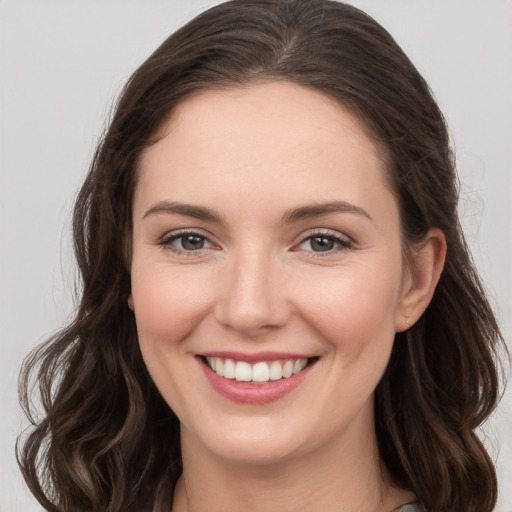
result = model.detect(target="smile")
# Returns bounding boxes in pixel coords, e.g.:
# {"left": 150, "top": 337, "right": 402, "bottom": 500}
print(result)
{"left": 205, "top": 357, "right": 309, "bottom": 383}
{"left": 198, "top": 353, "right": 318, "bottom": 404}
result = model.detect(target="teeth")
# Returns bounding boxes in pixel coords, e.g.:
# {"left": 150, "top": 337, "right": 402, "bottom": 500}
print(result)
{"left": 234, "top": 361, "right": 252, "bottom": 382}
{"left": 207, "top": 357, "right": 309, "bottom": 383}
{"left": 223, "top": 358, "right": 236, "bottom": 379}
{"left": 282, "top": 360, "right": 294, "bottom": 378}
{"left": 215, "top": 358, "right": 224, "bottom": 377}
{"left": 206, "top": 357, "right": 216, "bottom": 372}
{"left": 269, "top": 361, "right": 282, "bottom": 381}
{"left": 293, "top": 359, "right": 307, "bottom": 375}
{"left": 252, "top": 361, "right": 270, "bottom": 382}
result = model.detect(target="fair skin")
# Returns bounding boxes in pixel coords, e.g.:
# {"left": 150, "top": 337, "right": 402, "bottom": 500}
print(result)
{"left": 129, "top": 82, "right": 446, "bottom": 512}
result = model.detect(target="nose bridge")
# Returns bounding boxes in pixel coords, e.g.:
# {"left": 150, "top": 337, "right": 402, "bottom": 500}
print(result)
{"left": 215, "top": 242, "right": 289, "bottom": 335}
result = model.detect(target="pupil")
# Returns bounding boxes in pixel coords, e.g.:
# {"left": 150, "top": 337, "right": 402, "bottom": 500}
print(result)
{"left": 311, "top": 236, "right": 334, "bottom": 252}
{"left": 182, "top": 235, "right": 204, "bottom": 250}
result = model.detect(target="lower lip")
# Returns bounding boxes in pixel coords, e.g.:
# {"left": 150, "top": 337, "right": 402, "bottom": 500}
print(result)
{"left": 199, "top": 359, "right": 315, "bottom": 404}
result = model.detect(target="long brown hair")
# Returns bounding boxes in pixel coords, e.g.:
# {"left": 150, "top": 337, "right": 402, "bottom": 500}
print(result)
{"left": 18, "top": 1, "right": 505, "bottom": 511}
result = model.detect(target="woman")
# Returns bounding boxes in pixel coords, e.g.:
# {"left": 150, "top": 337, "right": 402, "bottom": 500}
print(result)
{"left": 18, "top": 1, "right": 504, "bottom": 511}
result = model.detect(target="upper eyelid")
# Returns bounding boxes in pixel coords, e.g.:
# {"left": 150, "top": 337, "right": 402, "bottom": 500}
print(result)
{"left": 296, "top": 228, "right": 353, "bottom": 243}
{"left": 159, "top": 228, "right": 215, "bottom": 243}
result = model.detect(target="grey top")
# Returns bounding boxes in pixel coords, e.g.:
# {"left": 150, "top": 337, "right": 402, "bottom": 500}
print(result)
{"left": 392, "top": 503, "right": 422, "bottom": 512}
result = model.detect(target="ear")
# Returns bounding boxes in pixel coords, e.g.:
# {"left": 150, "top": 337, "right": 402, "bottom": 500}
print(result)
{"left": 395, "top": 228, "right": 447, "bottom": 332}
{"left": 128, "top": 293, "right": 134, "bottom": 311}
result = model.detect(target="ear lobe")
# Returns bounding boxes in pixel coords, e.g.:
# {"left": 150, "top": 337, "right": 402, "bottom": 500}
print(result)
{"left": 128, "top": 293, "right": 134, "bottom": 311}
{"left": 395, "top": 227, "right": 447, "bottom": 332}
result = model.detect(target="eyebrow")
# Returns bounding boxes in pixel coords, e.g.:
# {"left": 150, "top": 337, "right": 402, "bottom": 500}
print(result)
{"left": 282, "top": 201, "right": 371, "bottom": 223}
{"left": 143, "top": 201, "right": 224, "bottom": 223}
{"left": 142, "top": 200, "right": 371, "bottom": 224}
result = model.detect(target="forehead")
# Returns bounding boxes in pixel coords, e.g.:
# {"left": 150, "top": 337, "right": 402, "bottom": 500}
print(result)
{"left": 135, "top": 82, "right": 395, "bottom": 221}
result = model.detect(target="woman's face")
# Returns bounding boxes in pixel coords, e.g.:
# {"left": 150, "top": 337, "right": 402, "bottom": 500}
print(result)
{"left": 130, "top": 82, "right": 414, "bottom": 464}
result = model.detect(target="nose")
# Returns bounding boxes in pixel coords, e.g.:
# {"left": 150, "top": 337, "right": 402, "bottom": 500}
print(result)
{"left": 214, "top": 248, "right": 291, "bottom": 336}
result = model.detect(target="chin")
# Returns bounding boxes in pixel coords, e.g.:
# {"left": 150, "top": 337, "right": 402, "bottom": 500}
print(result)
{"left": 183, "top": 415, "right": 313, "bottom": 466}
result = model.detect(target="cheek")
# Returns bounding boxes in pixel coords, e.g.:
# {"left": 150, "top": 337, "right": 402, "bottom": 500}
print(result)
{"left": 130, "top": 263, "right": 214, "bottom": 347}
{"left": 130, "top": 263, "right": 216, "bottom": 419}
{"left": 293, "top": 261, "right": 402, "bottom": 353}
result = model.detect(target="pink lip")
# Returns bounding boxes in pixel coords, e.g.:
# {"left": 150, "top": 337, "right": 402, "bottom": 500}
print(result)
{"left": 199, "top": 351, "right": 314, "bottom": 364}
{"left": 198, "top": 356, "right": 316, "bottom": 405}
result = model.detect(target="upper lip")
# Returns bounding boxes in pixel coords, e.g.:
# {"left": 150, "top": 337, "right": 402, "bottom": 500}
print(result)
{"left": 197, "top": 351, "right": 315, "bottom": 363}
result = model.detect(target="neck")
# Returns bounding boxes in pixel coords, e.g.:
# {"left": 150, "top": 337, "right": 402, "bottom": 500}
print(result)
{"left": 172, "top": 417, "right": 414, "bottom": 512}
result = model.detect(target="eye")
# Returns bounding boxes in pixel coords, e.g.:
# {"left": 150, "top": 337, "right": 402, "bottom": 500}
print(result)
{"left": 159, "top": 231, "right": 215, "bottom": 253}
{"left": 296, "top": 231, "right": 352, "bottom": 254}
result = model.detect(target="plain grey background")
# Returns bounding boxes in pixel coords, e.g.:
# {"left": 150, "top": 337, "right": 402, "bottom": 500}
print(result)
{"left": 1, "top": 1, "right": 511, "bottom": 510}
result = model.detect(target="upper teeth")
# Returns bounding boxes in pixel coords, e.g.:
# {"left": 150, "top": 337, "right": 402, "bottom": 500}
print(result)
{"left": 206, "top": 357, "right": 308, "bottom": 383}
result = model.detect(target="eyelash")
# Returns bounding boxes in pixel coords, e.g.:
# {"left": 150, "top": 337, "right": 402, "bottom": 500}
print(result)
{"left": 158, "top": 230, "right": 216, "bottom": 255}
{"left": 157, "top": 229, "right": 353, "bottom": 256}
{"left": 294, "top": 230, "right": 353, "bottom": 257}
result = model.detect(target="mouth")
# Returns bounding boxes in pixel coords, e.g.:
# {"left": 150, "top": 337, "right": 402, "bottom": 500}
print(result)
{"left": 200, "top": 355, "right": 316, "bottom": 384}
{"left": 197, "top": 353, "right": 318, "bottom": 403}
